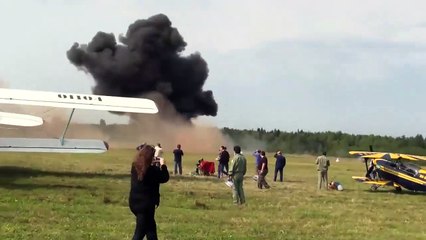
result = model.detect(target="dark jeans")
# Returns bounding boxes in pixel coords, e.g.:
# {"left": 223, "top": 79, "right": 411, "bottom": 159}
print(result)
{"left": 274, "top": 167, "right": 284, "bottom": 182}
{"left": 218, "top": 162, "right": 228, "bottom": 178}
{"left": 132, "top": 207, "right": 157, "bottom": 240}
{"left": 174, "top": 160, "right": 182, "bottom": 175}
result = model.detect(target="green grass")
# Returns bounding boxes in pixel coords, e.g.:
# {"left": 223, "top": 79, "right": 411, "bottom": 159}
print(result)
{"left": 1, "top": 150, "right": 425, "bottom": 239}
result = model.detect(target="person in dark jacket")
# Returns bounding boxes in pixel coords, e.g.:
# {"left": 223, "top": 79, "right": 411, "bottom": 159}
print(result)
{"left": 129, "top": 144, "right": 169, "bottom": 240}
{"left": 173, "top": 144, "right": 184, "bottom": 175}
{"left": 257, "top": 151, "right": 270, "bottom": 189}
{"left": 217, "top": 146, "right": 230, "bottom": 178}
{"left": 273, "top": 151, "right": 286, "bottom": 182}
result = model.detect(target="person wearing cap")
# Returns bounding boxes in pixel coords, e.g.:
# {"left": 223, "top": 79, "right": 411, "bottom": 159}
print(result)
{"left": 316, "top": 151, "right": 330, "bottom": 190}
{"left": 273, "top": 150, "right": 286, "bottom": 182}
{"left": 228, "top": 145, "right": 247, "bottom": 205}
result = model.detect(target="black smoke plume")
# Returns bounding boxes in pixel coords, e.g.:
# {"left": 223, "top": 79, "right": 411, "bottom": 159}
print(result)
{"left": 66, "top": 14, "right": 217, "bottom": 119}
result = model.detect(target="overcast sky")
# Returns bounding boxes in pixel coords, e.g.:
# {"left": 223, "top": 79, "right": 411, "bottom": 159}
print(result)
{"left": 1, "top": 0, "right": 426, "bottom": 137}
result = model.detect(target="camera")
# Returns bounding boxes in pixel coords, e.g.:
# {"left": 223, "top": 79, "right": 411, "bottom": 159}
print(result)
{"left": 152, "top": 157, "right": 162, "bottom": 167}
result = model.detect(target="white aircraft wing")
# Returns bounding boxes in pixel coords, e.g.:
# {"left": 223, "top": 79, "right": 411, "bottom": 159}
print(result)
{"left": 0, "top": 138, "right": 108, "bottom": 153}
{"left": 0, "top": 88, "right": 157, "bottom": 153}
{"left": 0, "top": 111, "right": 43, "bottom": 127}
{"left": 0, "top": 88, "right": 158, "bottom": 114}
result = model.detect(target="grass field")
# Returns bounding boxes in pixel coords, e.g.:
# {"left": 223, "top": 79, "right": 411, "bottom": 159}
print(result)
{"left": 1, "top": 150, "right": 425, "bottom": 240}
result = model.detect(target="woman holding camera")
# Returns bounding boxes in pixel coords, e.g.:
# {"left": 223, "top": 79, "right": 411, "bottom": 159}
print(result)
{"left": 129, "top": 145, "right": 170, "bottom": 240}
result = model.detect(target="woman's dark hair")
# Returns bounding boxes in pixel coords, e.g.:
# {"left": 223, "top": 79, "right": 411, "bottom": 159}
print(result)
{"left": 133, "top": 145, "right": 155, "bottom": 181}
{"left": 261, "top": 151, "right": 266, "bottom": 156}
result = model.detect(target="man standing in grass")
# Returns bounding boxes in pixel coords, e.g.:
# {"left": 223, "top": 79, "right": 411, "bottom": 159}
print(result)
{"left": 257, "top": 151, "right": 270, "bottom": 189}
{"left": 173, "top": 144, "right": 184, "bottom": 175}
{"left": 252, "top": 149, "right": 261, "bottom": 176}
{"left": 316, "top": 151, "right": 330, "bottom": 190}
{"left": 228, "top": 145, "right": 247, "bottom": 205}
{"left": 273, "top": 151, "right": 286, "bottom": 182}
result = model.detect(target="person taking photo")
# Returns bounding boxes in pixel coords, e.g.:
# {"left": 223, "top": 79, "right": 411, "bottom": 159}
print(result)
{"left": 129, "top": 144, "right": 170, "bottom": 240}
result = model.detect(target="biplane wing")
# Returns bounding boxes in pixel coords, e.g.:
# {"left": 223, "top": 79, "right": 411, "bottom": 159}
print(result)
{"left": 0, "top": 88, "right": 158, "bottom": 114}
{"left": 351, "top": 176, "right": 393, "bottom": 186}
{"left": 0, "top": 88, "right": 158, "bottom": 153}
{"left": 397, "top": 154, "right": 426, "bottom": 161}
{"left": 0, "top": 138, "right": 108, "bottom": 153}
{"left": 349, "top": 151, "right": 426, "bottom": 162}
{"left": 0, "top": 111, "right": 43, "bottom": 127}
{"left": 349, "top": 151, "right": 381, "bottom": 156}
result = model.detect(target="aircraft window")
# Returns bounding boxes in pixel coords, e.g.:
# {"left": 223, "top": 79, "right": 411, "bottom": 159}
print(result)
{"left": 88, "top": 96, "right": 92, "bottom": 100}
{"left": 63, "top": 95, "right": 67, "bottom": 99}
{"left": 406, "top": 169, "right": 417, "bottom": 176}
{"left": 405, "top": 163, "right": 420, "bottom": 171}
{"left": 403, "top": 164, "right": 419, "bottom": 177}
{"left": 70, "top": 95, "right": 74, "bottom": 99}
{"left": 58, "top": 94, "right": 62, "bottom": 98}
{"left": 83, "top": 96, "right": 87, "bottom": 100}
{"left": 98, "top": 97, "right": 102, "bottom": 101}
{"left": 77, "top": 96, "right": 81, "bottom": 100}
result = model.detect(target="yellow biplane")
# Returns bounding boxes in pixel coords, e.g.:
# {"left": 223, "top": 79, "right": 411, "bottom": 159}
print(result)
{"left": 350, "top": 151, "right": 426, "bottom": 192}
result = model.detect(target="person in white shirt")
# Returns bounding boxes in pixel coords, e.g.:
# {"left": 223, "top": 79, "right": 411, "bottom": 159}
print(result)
{"left": 154, "top": 143, "right": 163, "bottom": 159}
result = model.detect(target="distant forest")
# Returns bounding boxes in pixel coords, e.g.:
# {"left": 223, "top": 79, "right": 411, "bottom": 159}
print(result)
{"left": 222, "top": 127, "right": 426, "bottom": 157}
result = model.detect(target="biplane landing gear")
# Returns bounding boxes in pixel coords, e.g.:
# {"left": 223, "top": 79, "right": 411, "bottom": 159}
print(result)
{"left": 394, "top": 186, "right": 402, "bottom": 193}
{"left": 370, "top": 185, "right": 379, "bottom": 191}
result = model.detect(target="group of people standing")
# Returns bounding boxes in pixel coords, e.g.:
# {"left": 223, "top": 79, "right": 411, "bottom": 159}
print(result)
{"left": 153, "top": 143, "right": 185, "bottom": 175}
{"left": 252, "top": 149, "right": 287, "bottom": 189}
{"left": 128, "top": 143, "right": 331, "bottom": 239}
{"left": 214, "top": 145, "right": 247, "bottom": 205}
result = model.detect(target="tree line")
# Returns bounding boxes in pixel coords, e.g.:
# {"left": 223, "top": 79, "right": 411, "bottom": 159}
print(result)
{"left": 222, "top": 127, "right": 426, "bottom": 157}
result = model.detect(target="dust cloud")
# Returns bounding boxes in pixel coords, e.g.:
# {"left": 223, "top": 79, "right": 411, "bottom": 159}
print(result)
{"left": 0, "top": 101, "right": 232, "bottom": 154}
{"left": 104, "top": 93, "right": 232, "bottom": 153}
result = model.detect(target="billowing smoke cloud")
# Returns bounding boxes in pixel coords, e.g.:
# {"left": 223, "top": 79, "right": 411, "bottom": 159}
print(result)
{"left": 66, "top": 13, "right": 217, "bottom": 119}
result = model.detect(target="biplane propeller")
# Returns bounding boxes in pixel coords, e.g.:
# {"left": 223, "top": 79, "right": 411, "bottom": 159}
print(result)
{"left": 350, "top": 150, "right": 426, "bottom": 192}
{"left": 0, "top": 88, "right": 158, "bottom": 153}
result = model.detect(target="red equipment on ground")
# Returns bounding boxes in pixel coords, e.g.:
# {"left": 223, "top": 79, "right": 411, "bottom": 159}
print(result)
{"left": 197, "top": 159, "right": 215, "bottom": 176}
